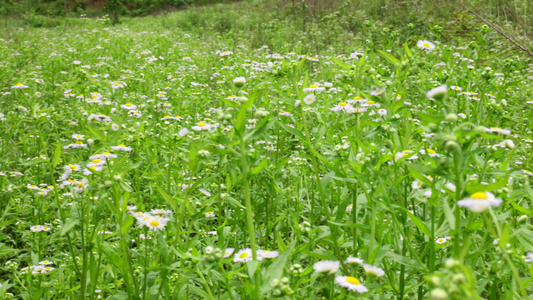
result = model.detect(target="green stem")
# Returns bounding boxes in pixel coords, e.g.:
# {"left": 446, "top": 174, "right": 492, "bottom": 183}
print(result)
{"left": 300, "top": 108, "right": 329, "bottom": 220}
{"left": 487, "top": 209, "right": 527, "bottom": 298}
{"left": 240, "top": 139, "right": 260, "bottom": 299}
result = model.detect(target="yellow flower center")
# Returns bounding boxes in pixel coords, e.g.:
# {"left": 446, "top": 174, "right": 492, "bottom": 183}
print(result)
{"left": 366, "top": 101, "right": 375, "bottom": 104}
{"left": 75, "top": 141, "right": 84, "bottom": 144}
{"left": 89, "top": 166, "right": 96, "bottom": 170}
{"left": 339, "top": 102, "right": 348, "bottom": 107}
{"left": 69, "top": 165, "right": 77, "bottom": 170}
{"left": 118, "top": 144, "right": 126, "bottom": 147}
{"left": 310, "top": 85, "right": 318, "bottom": 88}
{"left": 92, "top": 159, "right": 102, "bottom": 164}
{"left": 76, "top": 135, "right": 82, "bottom": 139}
{"left": 427, "top": 149, "right": 436, "bottom": 154}
{"left": 197, "top": 122, "right": 207, "bottom": 127}
{"left": 125, "top": 103, "right": 132, "bottom": 106}
{"left": 103, "top": 152, "right": 111, "bottom": 155}
{"left": 239, "top": 252, "right": 249, "bottom": 259}
{"left": 471, "top": 192, "right": 488, "bottom": 200}
{"left": 423, "top": 43, "right": 430, "bottom": 48}
{"left": 164, "top": 115, "right": 170, "bottom": 118}
{"left": 438, "top": 238, "right": 446, "bottom": 243}
{"left": 150, "top": 220, "right": 160, "bottom": 227}
{"left": 353, "top": 96, "right": 362, "bottom": 100}
{"left": 346, "top": 277, "right": 360, "bottom": 285}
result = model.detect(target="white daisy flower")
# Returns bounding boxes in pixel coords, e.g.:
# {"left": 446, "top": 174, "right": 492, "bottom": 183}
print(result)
{"left": 484, "top": 127, "right": 511, "bottom": 135}
{"left": 363, "top": 264, "right": 385, "bottom": 277}
{"left": 65, "top": 164, "right": 81, "bottom": 171}
{"left": 111, "top": 144, "right": 132, "bottom": 151}
{"left": 371, "top": 88, "right": 385, "bottom": 96}
{"left": 121, "top": 103, "right": 137, "bottom": 110}
{"left": 330, "top": 102, "right": 354, "bottom": 113}
{"left": 345, "top": 256, "right": 364, "bottom": 265}
{"left": 303, "top": 84, "right": 325, "bottom": 92}
{"left": 258, "top": 250, "right": 279, "bottom": 259}
{"left": 417, "top": 40, "right": 436, "bottom": 51}
{"left": 436, "top": 237, "right": 448, "bottom": 244}
{"left": 90, "top": 152, "right": 117, "bottom": 160}
{"left": 234, "top": 248, "right": 261, "bottom": 262}
{"left": 303, "top": 94, "right": 316, "bottom": 105}
{"left": 223, "top": 248, "right": 235, "bottom": 258}
{"left": 335, "top": 276, "right": 368, "bottom": 293}
{"left": 457, "top": 192, "right": 502, "bottom": 213}
{"left": 313, "top": 260, "right": 340, "bottom": 274}
{"left": 191, "top": 122, "right": 212, "bottom": 131}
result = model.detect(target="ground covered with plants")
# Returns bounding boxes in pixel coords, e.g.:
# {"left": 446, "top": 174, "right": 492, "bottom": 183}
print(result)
{"left": 1, "top": 1, "right": 533, "bottom": 299}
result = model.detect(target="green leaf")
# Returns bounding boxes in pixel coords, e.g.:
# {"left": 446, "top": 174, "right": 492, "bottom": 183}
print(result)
{"left": 331, "top": 56, "right": 354, "bottom": 70}
{"left": 119, "top": 181, "right": 133, "bottom": 192}
{"left": 52, "top": 143, "right": 62, "bottom": 168}
{"left": 107, "top": 292, "right": 130, "bottom": 300}
{"left": 417, "top": 113, "right": 445, "bottom": 124}
{"left": 407, "top": 212, "right": 430, "bottom": 236}
{"left": 61, "top": 218, "right": 79, "bottom": 236}
{"left": 249, "top": 158, "right": 268, "bottom": 176}
{"left": 235, "top": 93, "right": 257, "bottom": 136}
{"left": 189, "top": 143, "right": 197, "bottom": 172}
{"left": 86, "top": 125, "right": 106, "bottom": 141}
{"left": 515, "top": 229, "right": 533, "bottom": 251}
{"left": 189, "top": 284, "right": 212, "bottom": 299}
{"left": 244, "top": 115, "right": 272, "bottom": 141}
{"left": 465, "top": 179, "right": 507, "bottom": 194}
{"left": 443, "top": 199, "right": 455, "bottom": 230}
{"left": 510, "top": 202, "right": 531, "bottom": 216}
{"left": 392, "top": 99, "right": 404, "bottom": 113}
{"left": 377, "top": 50, "right": 401, "bottom": 68}
{"left": 277, "top": 121, "right": 305, "bottom": 141}
{"left": 156, "top": 186, "right": 180, "bottom": 211}
{"left": 261, "top": 249, "right": 291, "bottom": 295}
{"left": 386, "top": 251, "right": 425, "bottom": 271}
{"left": 120, "top": 215, "right": 134, "bottom": 236}
{"left": 404, "top": 42, "right": 412, "bottom": 59}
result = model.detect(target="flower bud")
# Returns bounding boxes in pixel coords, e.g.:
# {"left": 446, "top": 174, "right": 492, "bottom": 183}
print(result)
{"left": 445, "top": 141, "right": 459, "bottom": 152}
{"left": 430, "top": 288, "right": 448, "bottom": 300}
{"left": 426, "top": 85, "right": 447, "bottom": 101}
{"left": 445, "top": 113, "right": 457, "bottom": 122}
{"left": 233, "top": 77, "right": 246, "bottom": 88}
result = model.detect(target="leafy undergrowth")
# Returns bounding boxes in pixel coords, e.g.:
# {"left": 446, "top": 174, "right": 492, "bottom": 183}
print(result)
{"left": 0, "top": 2, "right": 533, "bottom": 299}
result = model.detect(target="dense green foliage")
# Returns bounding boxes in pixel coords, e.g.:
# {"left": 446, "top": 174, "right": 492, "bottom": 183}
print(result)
{"left": 0, "top": 1, "right": 533, "bottom": 299}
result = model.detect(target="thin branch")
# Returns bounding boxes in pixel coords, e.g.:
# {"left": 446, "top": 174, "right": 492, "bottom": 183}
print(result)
{"left": 454, "top": 0, "right": 533, "bottom": 57}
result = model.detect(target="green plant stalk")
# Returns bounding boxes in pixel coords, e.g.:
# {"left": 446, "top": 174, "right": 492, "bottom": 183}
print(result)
{"left": 239, "top": 138, "right": 261, "bottom": 299}
{"left": 113, "top": 186, "right": 138, "bottom": 298}
{"left": 300, "top": 108, "right": 330, "bottom": 220}
{"left": 352, "top": 184, "right": 358, "bottom": 252}
{"left": 37, "top": 124, "right": 81, "bottom": 276}
{"left": 217, "top": 262, "right": 235, "bottom": 300}
{"left": 79, "top": 197, "right": 88, "bottom": 299}
{"left": 429, "top": 203, "right": 435, "bottom": 273}
{"left": 196, "top": 265, "right": 215, "bottom": 300}
{"left": 486, "top": 209, "right": 527, "bottom": 298}
{"left": 453, "top": 151, "right": 463, "bottom": 258}
{"left": 142, "top": 228, "right": 149, "bottom": 300}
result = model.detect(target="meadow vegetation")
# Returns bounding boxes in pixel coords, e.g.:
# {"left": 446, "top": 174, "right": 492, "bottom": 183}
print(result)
{"left": 1, "top": 0, "right": 533, "bottom": 299}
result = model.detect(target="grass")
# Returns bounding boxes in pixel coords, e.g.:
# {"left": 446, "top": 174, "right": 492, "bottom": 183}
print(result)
{"left": 0, "top": 1, "right": 533, "bottom": 299}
